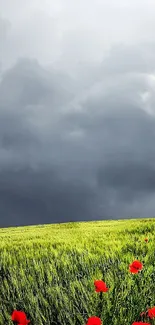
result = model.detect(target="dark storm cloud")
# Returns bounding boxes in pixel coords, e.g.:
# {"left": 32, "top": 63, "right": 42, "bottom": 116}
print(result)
{"left": 0, "top": 167, "right": 96, "bottom": 227}
{"left": 98, "top": 162, "right": 155, "bottom": 200}
{"left": 0, "top": 58, "right": 99, "bottom": 226}
{"left": 1, "top": 41, "right": 155, "bottom": 225}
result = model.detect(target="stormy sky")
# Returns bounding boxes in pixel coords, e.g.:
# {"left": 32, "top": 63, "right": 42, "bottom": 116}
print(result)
{"left": 1, "top": 0, "right": 155, "bottom": 227}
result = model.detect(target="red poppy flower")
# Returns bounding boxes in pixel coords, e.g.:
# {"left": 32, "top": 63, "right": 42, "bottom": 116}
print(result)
{"left": 132, "top": 322, "right": 150, "bottom": 325}
{"left": 86, "top": 316, "right": 102, "bottom": 325}
{"left": 11, "top": 310, "right": 30, "bottom": 324}
{"left": 94, "top": 280, "right": 109, "bottom": 292}
{"left": 129, "top": 260, "right": 143, "bottom": 274}
{"left": 144, "top": 238, "right": 148, "bottom": 243}
{"left": 148, "top": 307, "right": 155, "bottom": 319}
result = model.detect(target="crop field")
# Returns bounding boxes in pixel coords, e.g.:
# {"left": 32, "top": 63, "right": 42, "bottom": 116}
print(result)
{"left": 1, "top": 218, "right": 155, "bottom": 325}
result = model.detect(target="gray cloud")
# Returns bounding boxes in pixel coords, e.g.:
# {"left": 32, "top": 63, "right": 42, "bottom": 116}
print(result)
{"left": 1, "top": 1, "right": 155, "bottom": 226}
{"left": 0, "top": 167, "right": 97, "bottom": 227}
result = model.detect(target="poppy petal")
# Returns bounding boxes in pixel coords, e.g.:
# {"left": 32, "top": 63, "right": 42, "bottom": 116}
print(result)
{"left": 86, "top": 316, "right": 102, "bottom": 325}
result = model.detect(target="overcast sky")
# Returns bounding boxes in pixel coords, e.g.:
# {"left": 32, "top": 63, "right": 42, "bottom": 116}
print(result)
{"left": 1, "top": 0, "right": 155, "bottom": 227}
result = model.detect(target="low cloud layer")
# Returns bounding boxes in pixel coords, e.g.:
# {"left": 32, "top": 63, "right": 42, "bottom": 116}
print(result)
{"left": 1, "top": 1, "right": 155, "bottom": 226}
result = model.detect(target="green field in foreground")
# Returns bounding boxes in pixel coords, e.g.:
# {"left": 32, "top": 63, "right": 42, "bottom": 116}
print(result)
{"left": 1, "top": 218, "right": 155, "bottom": 325}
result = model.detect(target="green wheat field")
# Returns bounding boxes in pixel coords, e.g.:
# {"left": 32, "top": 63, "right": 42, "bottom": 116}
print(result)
{"left": 1, "top": 218, "right": 155, "bottom": 325}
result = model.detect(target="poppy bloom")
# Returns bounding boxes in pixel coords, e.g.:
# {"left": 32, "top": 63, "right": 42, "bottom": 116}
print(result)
{"left": 132, "top": 322, "right": 150, "bottom": 325}
{"left": 11, "top": 310, "right": 30, "bottom": 324}
{"left": 144, "top": 238, "right": 148, "bottom": 243}
{"left": 129, "top": 260, "right": 143, "bottom": 274}
{"left": 86, "top": 316, "right": 102, "bottom": 325}
{"left": 148, "top": 307, "right": 155, "bottom": 319}
{"left": 94, "top": 280, "right": 109, "bottom": 292}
